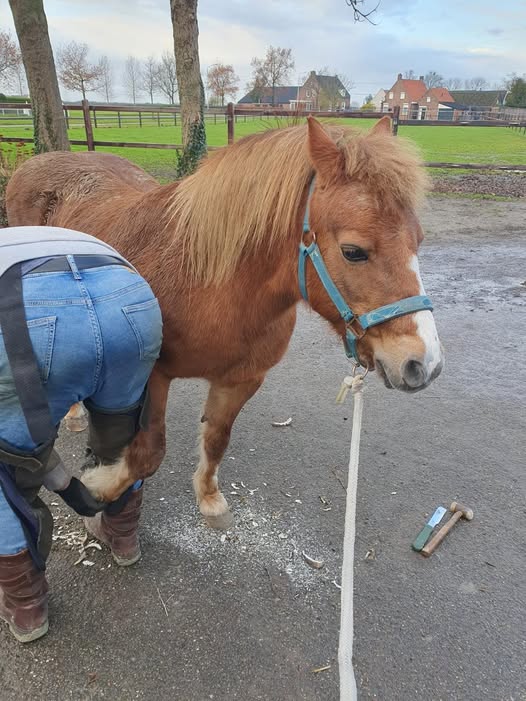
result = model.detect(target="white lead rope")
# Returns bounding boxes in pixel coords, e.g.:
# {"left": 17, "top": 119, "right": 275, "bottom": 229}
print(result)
{"left": 336, "top": 373, "right": 365, "bottom": 701}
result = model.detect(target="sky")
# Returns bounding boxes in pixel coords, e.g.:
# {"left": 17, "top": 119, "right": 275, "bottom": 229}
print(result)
{"left": 1, "top": 0, "right": 525, "bottom": 103}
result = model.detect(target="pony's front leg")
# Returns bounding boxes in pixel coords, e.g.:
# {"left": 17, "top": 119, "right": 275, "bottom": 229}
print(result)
{"left": 194, "top": 376, "right": 264, "bottom": 529}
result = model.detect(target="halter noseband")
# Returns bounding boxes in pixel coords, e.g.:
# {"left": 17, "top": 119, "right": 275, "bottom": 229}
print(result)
{"left": 298, "top": 179, "right": 433, "bottom": 364}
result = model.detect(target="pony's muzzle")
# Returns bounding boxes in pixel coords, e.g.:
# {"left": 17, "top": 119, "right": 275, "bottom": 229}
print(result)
{"left": 401, "top": 358, "right": 427, "bottom": 388}
{"left": 401, "top": 354, "right": 443, "bottom": 391}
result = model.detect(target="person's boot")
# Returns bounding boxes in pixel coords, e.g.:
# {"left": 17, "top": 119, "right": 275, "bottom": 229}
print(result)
{"left": 84, "top": 487, "right": 143, "bottom": 566}
{"left": 0, "top": 550, "right": 49, "bottom": 643}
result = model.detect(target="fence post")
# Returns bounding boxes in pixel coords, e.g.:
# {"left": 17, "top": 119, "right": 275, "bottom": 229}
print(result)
{"left": 392, "top": 106, "right": 400, "bottom": 136}
{"left": 174, "top": 111, "right": 177, "bottom": 126}
{"left": 64, "top": 106, "right": 69, "bottom": 130}
{"left": 157, "top": 112, "right": 160, "bottom": 127}
{"left": 82, "top": 99, "right": 95, "bottom": 151}
{"left": 139, "top": 110, "right": 142, "bottom": 127}
{"left": 93, "top": 109, "right": 97, "bottom": 128}
{"left": 118, "top": 111, "right": 121, "bottom": 128}
{"left": 227, "top": 102, "right": 234, "bottom": 145}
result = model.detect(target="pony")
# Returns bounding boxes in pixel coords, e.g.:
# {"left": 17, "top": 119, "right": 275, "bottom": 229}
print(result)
{"left": 6, "top": 117, "right": 443, "bottom": 528}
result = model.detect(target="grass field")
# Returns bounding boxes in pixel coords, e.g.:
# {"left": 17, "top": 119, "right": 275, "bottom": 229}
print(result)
{"left": 1, "top": 114, "right": 525, "bottom": 178}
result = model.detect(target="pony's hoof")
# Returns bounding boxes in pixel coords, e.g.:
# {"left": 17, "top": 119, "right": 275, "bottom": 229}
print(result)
{"left": 204, "top": 510, "right": 234, "bottom": 530}
{"left": 199, "top": 492, "right": 233, "bottom": 529}
{"left": 64, "top": 415, "right": 88, "bottom": 432}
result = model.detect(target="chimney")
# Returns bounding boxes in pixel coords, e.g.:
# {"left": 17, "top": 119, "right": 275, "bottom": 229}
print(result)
{"left": 419, "top": 75, "right": 424, "bottom": 81}
{"left": 310, "top": 70, "right": 316, "bottom": 77}
{"left": 397, "top": 73, "right": 402, "bottom": 80}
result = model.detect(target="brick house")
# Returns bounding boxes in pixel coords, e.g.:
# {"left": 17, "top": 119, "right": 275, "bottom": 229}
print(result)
{"left": 418, "top": 87, "right": 454, "bottom": 120}
{"left": 382, "top": 73, "right": 427, "bottom": 118}
{"left": 238, "top": 71, "right": 350, "bottom": 111}
{"left": 294, "top": 71, "right": 351, "bottom": 111}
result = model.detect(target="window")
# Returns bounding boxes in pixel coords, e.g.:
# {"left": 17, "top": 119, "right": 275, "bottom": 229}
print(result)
{"left": 400, "top": 91, "right": 405, "bottom": 99}
{"left": 389, "top": 91, "right": 394, "bottom": 99}
{"left": 306, "top": 90, "right": 311, "bottom": 98}
{"left": 402, "top": 103, "right": 409, "bottom": 115}
{"left": 427, "top": 96, "right": 431, "bottom": 103}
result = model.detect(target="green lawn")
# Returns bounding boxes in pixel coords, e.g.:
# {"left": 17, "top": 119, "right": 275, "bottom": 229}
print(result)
{"left": 1, "top": 115, "right": 525, "bottom": 177}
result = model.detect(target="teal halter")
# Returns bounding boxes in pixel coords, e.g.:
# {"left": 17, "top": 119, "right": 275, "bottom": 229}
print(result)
{"left": 298, "top": 180, "right": 434, "bottom": 364}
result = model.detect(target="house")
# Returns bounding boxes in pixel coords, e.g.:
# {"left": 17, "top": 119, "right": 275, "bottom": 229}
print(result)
{"left": 237, "top": 85, "right": 300, "bottom": 109}
{"left": 418, "top": 87, "right": 454, "bottom": 120}
{"left": 382, "top": 73, "right": 427, "bottom": 117}
{"left": 371, "top": 89, "right": 386, "bottom": 112}
{"left": 449, "top": 90, "right": 507, "bottom": 109}
{"left": 237, "top": 71, "right": 351, "bottom": 111}
{"left": 295, "top": 71, "right": 351, "bottom": 111}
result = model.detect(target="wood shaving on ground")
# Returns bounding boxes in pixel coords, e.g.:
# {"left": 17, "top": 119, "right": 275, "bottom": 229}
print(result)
{"left": 271, "top": 417, "right": 292, "bottom": 427}
{"left": 302, "top": 551, "right": 324, "bottom": 569}
{"left": 312, "top": 665, "right": 331, "bottom": 674}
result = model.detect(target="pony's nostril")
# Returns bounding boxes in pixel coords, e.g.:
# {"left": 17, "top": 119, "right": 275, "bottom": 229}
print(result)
{"left": 401, "top": 358, "right": 426, "bottom": 388}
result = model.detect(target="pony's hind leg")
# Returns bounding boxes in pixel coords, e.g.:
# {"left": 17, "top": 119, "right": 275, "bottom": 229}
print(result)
{"left": 81, "top": 368, "right": 171, "bottom": 503}
{"left": 194, "top": 376, "right": 264, "bottom": 529}
{"left": 64, "top": 402, "right": 88, "bottom": 432}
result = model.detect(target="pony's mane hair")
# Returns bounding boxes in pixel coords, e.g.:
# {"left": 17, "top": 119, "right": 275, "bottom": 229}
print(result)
{"left": 168, "top": 122, "right": 429, "bottom": 285}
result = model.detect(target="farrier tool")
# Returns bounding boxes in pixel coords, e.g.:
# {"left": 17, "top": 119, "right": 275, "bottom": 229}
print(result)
{"left": 421, "top": 501, "right": 474, "bottom": 557}
{"left": 412, "top": 506, "right": 447, "bottom": 552}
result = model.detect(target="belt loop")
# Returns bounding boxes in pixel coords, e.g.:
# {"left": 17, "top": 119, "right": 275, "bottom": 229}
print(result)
{"left": 66, "top": 255, "right": 82, "bottom": 280}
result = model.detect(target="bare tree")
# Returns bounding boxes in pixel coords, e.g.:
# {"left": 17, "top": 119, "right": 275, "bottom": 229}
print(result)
{"left": 424, "top": 71, "right": 444, "bottom": 88}
{"left": 97, "top": 55, "right": 113, "bottom": 103}
{"left": 58, "top": 41, "right": 103, "bottom": 101}
{"left": 8, "top": 0, "right": 69, "bottom": 152}
{"left": 250, "top": 46, "right": 295, "bottom": 105}
{"left": 446, "top": 77, "right": 464, "bottom": 90}
{"left": 0, "top": 30, "right": 19, "bottom": 89}
{"left": 345, "top": 0, "right": 379, "bottom": 22}
{"left": 206, "top": 63, "right": 239, "bottom": 107}
{"left": 464, "top": 76, "right": 488, "bottom": 90}
{"left": 403, "top": 69, "right": 416, "bottom": 79}
{"left": 155, "top": 52, "right": 178, "bottom": 104}
{"left": 123, "top": 55, "right": 142, "bottom": 104}
{"left": 170, "top": 0, "right": 207, "bottom": 176}
{"left": 141, "top": 55, "right": 159, "bottom": 104}
{"left": 11, "top": 46, "right": 27, "bottom": 96}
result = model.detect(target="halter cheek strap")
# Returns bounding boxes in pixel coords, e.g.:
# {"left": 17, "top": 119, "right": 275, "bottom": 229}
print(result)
{"left": 298, "top": 179, "right": 434, "bottom": 363}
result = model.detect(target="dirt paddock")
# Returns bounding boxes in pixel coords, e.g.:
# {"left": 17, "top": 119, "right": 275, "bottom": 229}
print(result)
{"left": 0, "top": 196, "right": 524, "bottom": 700}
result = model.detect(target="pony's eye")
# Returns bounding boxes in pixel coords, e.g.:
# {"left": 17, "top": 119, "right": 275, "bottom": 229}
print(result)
{"left": 341, "top": 246, "right": 368, "bottom": 263}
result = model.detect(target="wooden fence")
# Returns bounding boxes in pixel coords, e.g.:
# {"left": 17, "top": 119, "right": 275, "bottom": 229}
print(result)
{"left": 1, "top": 101, "right": 526, "bottom": 171}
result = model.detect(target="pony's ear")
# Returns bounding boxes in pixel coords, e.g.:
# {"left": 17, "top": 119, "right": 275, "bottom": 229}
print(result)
{"left": 370, "top": 116, "right": 392, "bottom": 135}
{"left": 307, "top": 117, "right": 344, "bottom": 183}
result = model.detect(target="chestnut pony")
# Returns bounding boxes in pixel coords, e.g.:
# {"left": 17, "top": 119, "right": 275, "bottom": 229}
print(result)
{"left": 6, "top": 117, "right": 443, "bottom": 527}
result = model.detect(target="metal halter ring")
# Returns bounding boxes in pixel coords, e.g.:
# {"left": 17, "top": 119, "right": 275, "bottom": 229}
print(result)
{"left": 351, "top": 360, "right": 369, "bottom": 379}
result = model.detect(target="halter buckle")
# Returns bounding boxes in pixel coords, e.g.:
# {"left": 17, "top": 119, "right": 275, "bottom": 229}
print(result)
{"left": 346, "top": 316, "right": 366, "bottom": 340}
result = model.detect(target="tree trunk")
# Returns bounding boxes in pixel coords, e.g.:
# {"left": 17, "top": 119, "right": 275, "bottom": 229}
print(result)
{"left": 8, "top": 0, "right": 69, "bottom": 153}
{"left": 170, "top": 0, "right": 207, "bottom": 177}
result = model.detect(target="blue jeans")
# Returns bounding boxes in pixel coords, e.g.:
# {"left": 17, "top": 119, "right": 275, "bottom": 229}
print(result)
{"left": 0, "top": 259, "right": 163, "bottom": 554}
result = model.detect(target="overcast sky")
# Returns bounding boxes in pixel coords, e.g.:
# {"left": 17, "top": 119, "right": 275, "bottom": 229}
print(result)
{"left": 1, "top": 0, "right": 524, "bottom": 102}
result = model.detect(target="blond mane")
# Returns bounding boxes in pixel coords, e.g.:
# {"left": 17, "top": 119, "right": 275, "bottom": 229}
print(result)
{"left": 168, "top": 123, "right": 429, "bottom": 285}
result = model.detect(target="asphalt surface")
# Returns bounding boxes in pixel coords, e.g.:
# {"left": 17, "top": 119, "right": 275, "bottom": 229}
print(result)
{"left": 1, "top": 196, "right": 525, "bottom": 701}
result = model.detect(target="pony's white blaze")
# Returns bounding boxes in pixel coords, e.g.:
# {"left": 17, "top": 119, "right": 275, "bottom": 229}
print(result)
{"left": 409, "top": 256, "right": 442, "bottom": 373}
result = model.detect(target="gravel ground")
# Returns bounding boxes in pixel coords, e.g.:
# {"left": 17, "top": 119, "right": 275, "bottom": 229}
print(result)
{"left": 0, "top": 197, "right": 525, "bottom": 701}
{"left": 432, "top": 171, "right": 526, "bottom": 198}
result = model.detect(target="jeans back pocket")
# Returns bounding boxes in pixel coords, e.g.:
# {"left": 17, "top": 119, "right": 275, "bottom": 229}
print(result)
{"left": 122, "top": 299, "right": 163, "bottom": 361}
{"left": 0, "top": 316, "right": 57, "bottom": 398}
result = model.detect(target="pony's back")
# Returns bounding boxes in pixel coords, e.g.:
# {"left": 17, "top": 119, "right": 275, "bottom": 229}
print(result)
{"left": 6, "top": 151, "right": 158, "bottom": 227}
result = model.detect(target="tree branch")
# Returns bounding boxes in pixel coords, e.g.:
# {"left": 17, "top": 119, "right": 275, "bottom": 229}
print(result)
{"left": 345, "top": 0, "right": 379, "bottom": 24}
